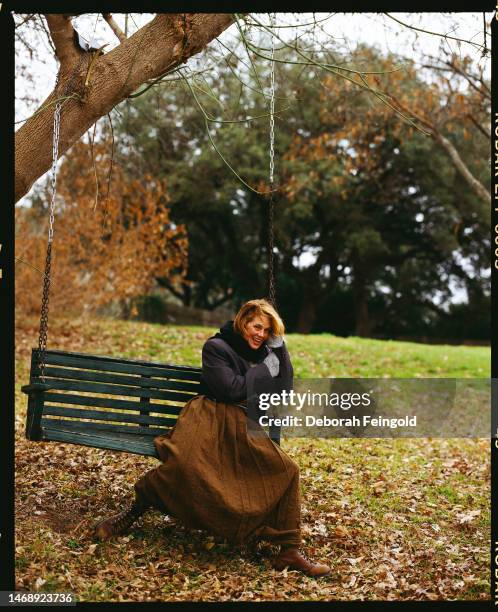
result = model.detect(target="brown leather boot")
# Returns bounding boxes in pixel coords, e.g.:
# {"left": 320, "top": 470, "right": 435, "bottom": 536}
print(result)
{"left": 273, "top": 547, "right": 331, "bottom": 577}
{"left": 94, "top": 497, "right": 150, "bottom": 542}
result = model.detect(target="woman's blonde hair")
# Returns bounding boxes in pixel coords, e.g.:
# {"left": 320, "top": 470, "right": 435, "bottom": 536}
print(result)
{"left": 233, "top": 299, "right": 285, "bottom": 337}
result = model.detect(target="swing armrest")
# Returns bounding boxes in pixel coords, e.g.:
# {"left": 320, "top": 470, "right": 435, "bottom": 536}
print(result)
{"left": 21, "top": 383, "right": 51, "bottom": 394}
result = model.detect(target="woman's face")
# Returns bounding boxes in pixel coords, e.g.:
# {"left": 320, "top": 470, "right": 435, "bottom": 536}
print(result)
{"left": 242, "top": 315, "right": 272, "bottom": 350}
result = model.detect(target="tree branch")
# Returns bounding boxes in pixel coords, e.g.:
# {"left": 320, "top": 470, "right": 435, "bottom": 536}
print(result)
{"left": 206, "top": 288, "right": 234, "bottom": 310}
{"left": 156, "top": 276, "right": 186, "bottom": 301}
{"left": 15, "top": 14, "right": 36, "bottom": 29}
{"left": 15, "top": 13, "right": 235, "bottom": 203}
{"left": 444, "top": 58, "right": 491, "bottom": 101}
{"left": 387, "top": 93, "right": 489, "bottom": 206}
{"left": 102, "top": 13, "right": 126, "bottom": 43}
{"left": 383, "top": 13, "right": 486, "bottom": 53}
{"left": 433, "top": 131, "right": 489, "bottom": 205}
{"left": 44, "top": 14, "right": 83, "bottom": 73}
{"left": 466, "top": 113, "right": 490, "bottom": 140}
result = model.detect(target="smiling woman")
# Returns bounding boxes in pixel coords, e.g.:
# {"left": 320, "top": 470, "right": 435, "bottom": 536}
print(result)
{"left": 94, "top": 298, "right": 332, "bottom": 577}
{"left": 235, "top": 300, "right": 285, "bottom": 349}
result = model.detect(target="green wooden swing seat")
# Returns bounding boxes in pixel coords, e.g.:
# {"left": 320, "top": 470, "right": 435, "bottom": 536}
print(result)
{"left": 22, "top": 348, "right": 281, "bottom": 458}
{"left": 21, "top": 349, "right": 206, "bottom": 458}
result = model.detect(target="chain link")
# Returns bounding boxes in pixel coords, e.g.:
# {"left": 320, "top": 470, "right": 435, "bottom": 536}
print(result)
{"left": 269, "top": 14, "right": 275, "bottom": 188}
{"left": 48, "top": 103, "right": 61, "bottom": 244}
{"left": 36, "top": 52, "right": 87, "bottom": 381}
{"left": 267, "top": 191, "right": 275, "bottom": 307}
{"left": 267, "top": 12, "right": 276, "bottom": 307}
{"left": 37, "top": 101, "right": 62, "bottom": 380}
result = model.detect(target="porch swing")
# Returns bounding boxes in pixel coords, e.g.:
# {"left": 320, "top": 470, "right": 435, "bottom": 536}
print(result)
{"left": 21, "top": 23, "right": 281, "bottom": 457}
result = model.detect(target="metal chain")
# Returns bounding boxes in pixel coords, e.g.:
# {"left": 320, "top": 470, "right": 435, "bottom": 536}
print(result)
{"left": 267, "top": 192, "right": 275, "bottom": 306}
{"left": 269, "top": 14, "right": 275, "bottom": 188}
{"left": 483, "top": 12, "right": 488, "bottom": 56}
{"left": 36, "top": 53, "right": 87, "bottom": 381}
{"left": 37, "top": 101, "right": 62, "bottom": 381}
{"left": 48, "top": 103, "right": 61, "bottom": 244}
{"left": 267, "top": 12, "right": 276, "bottom": 307}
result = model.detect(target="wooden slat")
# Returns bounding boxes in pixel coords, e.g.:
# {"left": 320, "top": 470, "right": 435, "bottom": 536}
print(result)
{"left": 42, "top": 348, "right": 201, "bottom": 372}
{"left": 41, "top": 351, "right": 202, "bottom": 381}
{"left": 35, "top": 378, "right": 195, "bottom": 402}
{"left": 44, "top": 392, "right": 184, "bottom": 413}
{"left": 43, "top": 406, "right": 178, "bottom": 427}
{"left": 40, "top": 424, "right": 159, "bottom": 457}
{"left": 41, "top": 417, "right": 171, "bottom": 438}
{"left": 43, "top": 366, "right": 201, "bottom": 393}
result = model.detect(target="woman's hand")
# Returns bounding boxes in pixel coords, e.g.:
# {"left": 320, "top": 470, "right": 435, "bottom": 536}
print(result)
{"left": 263, "top": 350, "right": 280, "bottom": 377}
{"left": 266, "top": 334, "right": 284, "bottom": 349}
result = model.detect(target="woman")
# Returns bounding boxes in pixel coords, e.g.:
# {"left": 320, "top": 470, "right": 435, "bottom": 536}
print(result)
{"left": 94, "top": 299, "right": 331, "bottom": 577}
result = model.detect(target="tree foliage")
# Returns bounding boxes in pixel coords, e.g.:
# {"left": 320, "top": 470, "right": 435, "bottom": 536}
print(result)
{"left": 106, "top": 44, "right": 489, "bottom": 338}
{"left": 15, "top": 138, "right": 188, "bottom": 319}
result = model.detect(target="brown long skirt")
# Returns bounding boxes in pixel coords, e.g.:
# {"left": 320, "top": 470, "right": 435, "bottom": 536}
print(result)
{"left": 134, "top": 395, "right": 301, "bottom": 547}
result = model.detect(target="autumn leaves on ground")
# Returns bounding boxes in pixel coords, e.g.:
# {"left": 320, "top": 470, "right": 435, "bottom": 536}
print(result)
{"left": 15, "top": 316, "right": 490, "bottom": 601}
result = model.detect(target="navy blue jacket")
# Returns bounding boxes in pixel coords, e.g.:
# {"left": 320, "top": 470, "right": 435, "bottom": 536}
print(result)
{"left": 201, "top": 337, "right": 293, "bottom": 404}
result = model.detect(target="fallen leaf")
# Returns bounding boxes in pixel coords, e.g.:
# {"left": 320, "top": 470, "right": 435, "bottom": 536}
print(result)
{"left": 334, "top": 525, "right": 350, "bottom": 538}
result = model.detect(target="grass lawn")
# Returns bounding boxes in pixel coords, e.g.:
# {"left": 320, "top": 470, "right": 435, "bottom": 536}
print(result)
{"left": 14, "top": 315, "right": 490, "bottom": 601}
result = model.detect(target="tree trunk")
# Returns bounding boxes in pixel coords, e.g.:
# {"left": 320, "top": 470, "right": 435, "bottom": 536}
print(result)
{"left": 296, "top": 281, "right": 319, "bottom": 334}
{"left": 353, "top": 274, "right": 371, "bottom": 337}
{"left": 15, "top": 13, "right": 235, "bottom": 203}
{"left": 184, "top": 283, "right": 192, "bottom": 308}
{"left": 296, "top": 299, "right": 317, "bottom": 334}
